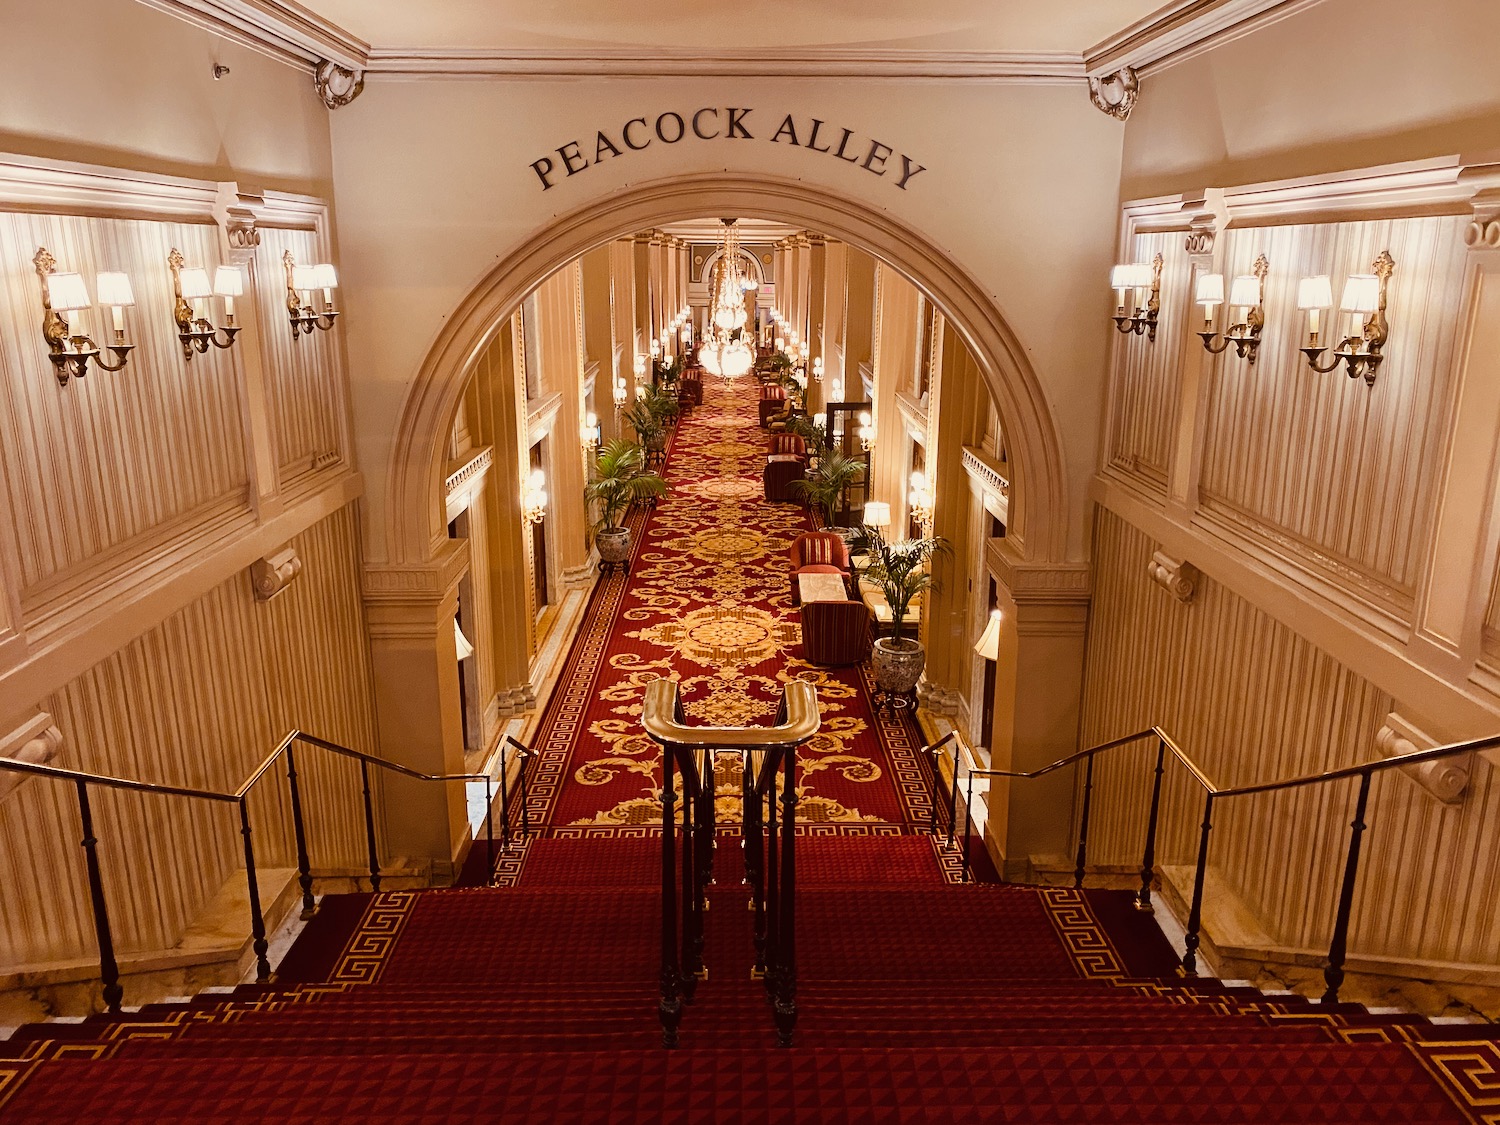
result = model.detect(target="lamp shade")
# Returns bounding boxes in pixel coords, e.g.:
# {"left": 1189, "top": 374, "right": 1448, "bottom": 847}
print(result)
{"left": 312, "top": 263, "right": 339, "bottom": 290}
{"left": 178, "top": 267, "right": 212, "bottom": 300}
{"left": 862, "top": 501, "right": 891, "bottom": 528}
{"left": 48, "top": 272, "right": 91, "bottom": 312}
{"left": 291, "top": 264, "right": 318, "bottom": 292}
{"left": 454, "top": 619, "right": 475, "bottom": 661}
{"left": 1194, "top": 273, "right": 1225, "bottom": 305}
{"left": 95, "top": 271, "right": 135, "bottom": 307}
{"left": 1110, "top": 264, "right": 1133, "bottom": 289}
{"left": 1297, "top": 275, "right": 1334, "bottom": 310}
{"left": 213, "top": 266, "right": 244, "bottom": 298}
{"left": 1340, "top": 274, "right": 1380, "bottom": 313}
{"left": 974, "top": 609, "right": 1002, "bottom": 662}
{"left": 1228, "top": 274, "right": 1261, "bottom": 309}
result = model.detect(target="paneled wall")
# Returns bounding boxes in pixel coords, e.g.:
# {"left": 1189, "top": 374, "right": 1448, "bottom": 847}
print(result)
{"left": 0, "top": 504, "right": 378, "bottom": 967}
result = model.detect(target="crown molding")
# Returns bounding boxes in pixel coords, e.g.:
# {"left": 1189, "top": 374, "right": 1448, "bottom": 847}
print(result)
{"left": 135, "top": 0, "right": 366, "bottom": 71}
{"left": 1085, "top": 0, "right": 1327, "bottom": 78}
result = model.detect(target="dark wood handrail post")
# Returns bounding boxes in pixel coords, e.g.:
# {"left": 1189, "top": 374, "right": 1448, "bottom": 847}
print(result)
{"left": 75, "top": 780, "right": 123, "bottom": 1014}
{"left": 237, "top": 797, "right": 272, "bottom": 982}
{"left": 773, "top": 744, "right": 798, "bottom": 1047}
{"left": 1322, "top": 771, "right": 1373, "bottom": 1005}
{"left": 1135, "top": 738, "right": 1168, "bottom": 913}
{"left": 498, "top": 741, "right": 511, "bottom": 849}
{"left": 1073, "top": 751, "right": 1096, "bottom": 890}
{"left": 659, "top": 748, "right": 682, "bottom": 1047}
{"left": 359, "top": 759, "right": 382, "bottom": 892}
{"left": 1182, "top": 792, "right": 1215, "bottom": 975}
{"left": 284, "top": 744, "right": 316, "bottom": 919}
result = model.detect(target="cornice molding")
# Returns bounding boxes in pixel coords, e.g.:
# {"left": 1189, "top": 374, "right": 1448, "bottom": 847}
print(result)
{"left": 136, "top": 0, "right": 366, "bottom": 70}
{"left": 1085, "top": 0, "right": 1328, "bottom": 78}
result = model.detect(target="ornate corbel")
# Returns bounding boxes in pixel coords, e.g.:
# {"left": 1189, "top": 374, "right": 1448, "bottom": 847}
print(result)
{"left": 314, "top": 60, "right": 365, "bottom": 110}
{"left": 1375, "top": 713, "right": 1468, "bottom": 803}
{"left": 1147, "top": 551, "right": 1198, "bottom": 603}
{"left": 0, "top": 713, "right": 66, "bottom": 801}
{"left": 251, "top": 547, "right": 303, "bottom": 602}
{"left": 1089, "top": 67, "right": 1140, "bottom": 121}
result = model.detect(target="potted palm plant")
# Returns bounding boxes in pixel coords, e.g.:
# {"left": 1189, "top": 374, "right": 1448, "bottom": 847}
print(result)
{"left": 623, "top": 387, "right": 675, "bottom": 455}
{"left": 585, "top": 438, "right": 668, "bottom": 573}
{"left": 790, "top": 448, "right": 864, "bottom": 528}
{"left": 854, "top": 525, "right": 947, "bottom": 698}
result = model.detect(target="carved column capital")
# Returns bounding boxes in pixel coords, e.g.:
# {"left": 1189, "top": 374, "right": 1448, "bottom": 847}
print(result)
{"left": 0, "top": 712, "right": 65, "bottom": 801}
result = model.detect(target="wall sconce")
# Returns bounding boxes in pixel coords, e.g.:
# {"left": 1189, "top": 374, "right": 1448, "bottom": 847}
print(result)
{"left": 581, "top": 411, "right": 600, "bottom": 456}
{"left": 1297, "top": 251, "right": 1395, "bottom": 386}
{"left": 1196, "top": 255, "right": 1268, "bottom": 365}
{"left": 775, "top": 335, "right": 786, "bottom": 352}
{"left": 168, "top": 249, "right": 242, "bottom": 361}
{"left": 283, "top": 251, "right": 339, "bottom": 338}
{"left": 1110, "top": 253, "right": 1163, "bottom": 342}
{"left": 522, "top": 468, "right": 548, "bottom": 525}
{"left": 613, "top": 375, "right": 628, "bottom": 410}
{"left": 858, "top": 411, "right": 876, "bottom": 451}
{"left": 909, "top": 471, "right": 934, "bottom": 532}
{"left": 974, "top": 609, "right": 1001, "bottom": 662}
{"left": 812, "top": 356, "right": 824, "bottom": 383}
{"left": 32, "top": 247, "right": 134, "bottom": 384}
{"left": 635, "top": 383, "right": 648, "bottom": 400}
{"left": 650, "top": 339, "right": 661, "bottom": 360}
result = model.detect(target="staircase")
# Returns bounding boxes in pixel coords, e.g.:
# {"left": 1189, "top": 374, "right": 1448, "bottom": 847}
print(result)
{"left": 0, "top": 834, "right": 1489, "bottom": 1122}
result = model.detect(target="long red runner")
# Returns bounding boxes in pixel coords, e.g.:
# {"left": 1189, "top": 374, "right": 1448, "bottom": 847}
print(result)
{"left": 527, "top": 375, "right": 930, "bottom": 832}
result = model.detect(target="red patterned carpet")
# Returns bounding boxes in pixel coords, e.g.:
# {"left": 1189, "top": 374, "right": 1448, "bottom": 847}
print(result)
{"left": 528, "top": 374, "right": 929, "bottom": 833}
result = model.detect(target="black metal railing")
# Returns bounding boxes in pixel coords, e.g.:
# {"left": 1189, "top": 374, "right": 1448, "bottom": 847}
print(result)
{"left": 921, "top": 725, "right": 1500, "bottom": 1004}
{"left": 498, "top": 735, "right": 538, "bottom": 850}
{"left": 0, "top": 728, "right": 504, "bottom": 1013}
{"left": 641, "top": 678, "right": 819, "bottom": 1048}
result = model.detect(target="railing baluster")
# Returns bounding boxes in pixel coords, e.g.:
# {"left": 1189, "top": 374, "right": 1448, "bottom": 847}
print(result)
{"left": 659, "top": 747, "right": 682, "bottom": 1047}
{"left": 679, "top": 749, "right": 698, "bottom": 1001}
{"left": 962, "top": 764, "right": 976, "bottom": 884}
{"left": 237, "top": 797, "right": 272, "bottom": 982}
{"left": 1322, "top": 771, "right": 1373, "bottom": 1005}
{"left": 484, "top": 775, "right": 495, "bottom": 883}
{"left": 284, "top": 745, "right": 316, "bottom": 919}
{"left": 946, "top": 754, "right": 959, "bottom": 850}
{"left": 1073, "top": 751, "right": 1096, "bottom": 890}
{"left": 498, "top": 741, "right": 511, "bottom": 849}
{"left": 745, "top": 754, "right": 767, "bottom": 979}
{"left": 359, "top": 759, "right": 382, "bottom": 892}
{"left": 773, "top": 744, "right": 798, "bottom": 1047}
{"left": 75, "top": 780, "right": 123, "bottom": 1014}
{"left": 1182, "top": 792, "right": 1215, "bottom": 975}
{"left": 1135, "top": 738, "right": 1168, "bottom": 913}
{"left": 765, "top": 760, "right": 780, "bottom": 1001}
{"left": 520, "top": 751, "right": 531, "bottom": 840}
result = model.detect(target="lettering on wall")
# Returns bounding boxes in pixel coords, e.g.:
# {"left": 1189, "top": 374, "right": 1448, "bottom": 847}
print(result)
{"left": 529, "top": 109, "right": 927, "bottom": 193}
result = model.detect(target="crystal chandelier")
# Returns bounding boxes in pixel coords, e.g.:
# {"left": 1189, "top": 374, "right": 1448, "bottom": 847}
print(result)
{"left": 698, "top": 220, "right": 755, "bottom": 384}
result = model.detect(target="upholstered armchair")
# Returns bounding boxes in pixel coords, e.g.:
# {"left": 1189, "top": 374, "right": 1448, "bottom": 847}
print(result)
{"left": 788, "top": 531, "right": 851, "bottom": 601}
{"left": 758, "top": 385, "right": 788, "bottom": 427}
{"left": 767, "top": 433, "right": 808, "bottom": 462}
{"left": 801, "top": 599, "right": 873, "bottom": 667}
{"left": 763, "top": 456, "right": 805, "bottom": 503}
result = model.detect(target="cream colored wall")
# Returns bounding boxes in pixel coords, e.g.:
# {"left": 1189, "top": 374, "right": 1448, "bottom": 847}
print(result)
{"left": 1120, "top": 0, "right": 1500, "bottom": 199}
{"left": 328, "top": 78, "right": 1126, "bottom": 566}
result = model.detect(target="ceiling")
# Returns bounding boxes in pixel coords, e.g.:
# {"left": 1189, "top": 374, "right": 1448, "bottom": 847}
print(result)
{"left": 289, "top": 0, "right": 1167, "bottom": 56}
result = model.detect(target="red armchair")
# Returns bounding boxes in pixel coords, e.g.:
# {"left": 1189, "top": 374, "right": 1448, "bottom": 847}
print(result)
{"left": 763, "top": 456, "right": 805, "bottom": 502}
{"left": 789, "top": 531, "right": 851, "bottom": 602}
{"left": 768, "top": 433, "right": 808, "bottom": 461}
{"left": 801, "top": 599, "right": 873, "bottom": 667}
{"left": 759, "top": 385, "right": 788, "bottom": 427}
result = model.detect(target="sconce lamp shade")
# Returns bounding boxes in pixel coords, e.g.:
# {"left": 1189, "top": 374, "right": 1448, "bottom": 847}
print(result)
{"left": 454, "top": 619, "right": 475, "bottom": 661}
{"left": 1194, "top": 273, "right": 1225, "bottom": 305}
{"left": 48, "top": 272, "right": 92, "bottom": 311}
{"left": 291, "top": 264, "right": 318, "bottom": 292}
{"left": 178, "top": 267, "right": 213, "bottom": 300}
{"left": 1297, "top": 275, "right": 1334, "bottom": 310}
{"left": 1113, "top": 262, "right": 1152, "bottom": 290}
{"left": 862, "top": 501, "right": 891, "bottom": 528}
{"left": 213, "top": 266, "right": 244, "bottom": 298}
{"left": 1110, "top": 264, "right": 1133, "bottom": 290}
{"left": 311, "top": 263, "right": 339, "bottom": 290}
{"left": 1228, "top": 274, "right": 1261, "bottom": 308}
{"left": 974, "top": 609, "right": 1002, "bottom": 662}
{"left": 812, "top": 412, "right": 826, "bottom": 428}
{"left": 95, "top": 272, "right": 135, "bottom": 308}
{"left": 1340, "top": 274, "right": 1381, "bottom": 313}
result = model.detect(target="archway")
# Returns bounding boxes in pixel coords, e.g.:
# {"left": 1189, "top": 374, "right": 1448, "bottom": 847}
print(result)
{"left": 385, "top": 172, "right": 1069, "bottom": 571}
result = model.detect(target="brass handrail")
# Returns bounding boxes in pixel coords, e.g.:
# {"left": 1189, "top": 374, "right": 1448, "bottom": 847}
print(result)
{"left": 0, "top": 727, "right": 503, "bottom": 1014}
{"left": 642, "top": 678, "right": 820, "bottom": 750}
{"left": 943, "top": 723, "right": 1500, "bottom": 1002}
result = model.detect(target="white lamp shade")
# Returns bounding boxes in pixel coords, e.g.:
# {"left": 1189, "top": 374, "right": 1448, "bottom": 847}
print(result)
{"left": 1110, "top": 264, "right": 1133, "bottom": 289}
{"left": 454, "top": 619, "right": 475, "bottom": 661}
{"left": 48, "top": 272, "right": 91, "bottom": 312}
{"left": 863, "top": 501, "right": 891, "bottom": 527}
{"left": 910, "top": 470, "right": 927, "bottom": 491}
{"left": 178, "top": 267, "right": 212, "bottom": 300}
{"left": 311, "top": 263, "right": 339, "bottom": 290}
{"left": 291, "top": 264, "right": 318, "bottom": 291}
{"left": 1228, "top": 275, "right": 1261, "bottom": 309}
{"left": 527, "top": 468, "right": 546, "bottom": 490}
{"left": 1297, "top": 275, "right": 1333, "bottom": 310}
{"left": 1194, "top": 273, "right": 1225, "bottom": 305}
{"left": 974, "top": 610, "right": 1002, "bottom": 662}
{"left": 95, "top": 271, "right": 135, "bottom": 308}
{"left": 585, "top": 411, "right": 598, "bottom": 428}
{"left": 812, "top": 412, "right": 826, "bottom": 428}
{"left": 213, "top": 266, "right": 244, "bottom": 298}
{"left": 1340, "top": 274, "right": 1381, "bottom": 314}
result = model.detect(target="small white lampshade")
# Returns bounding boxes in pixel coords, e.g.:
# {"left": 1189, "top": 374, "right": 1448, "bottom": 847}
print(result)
{"left": 213, "top": 266, "right": 244, "bottom": 298}
{"left": 1194, "top": 273, "right": 1225, "bottom": 305}
{"left": 974, "top": 609, "right": 1002, "bottom": 662}
{"left": 454, "top": 619, "right": 475, "bottom": 661}
{"left": 910, "top": 470, "right": 927, "bottom": 490}
{"left": 48, "top": 272, "right": 92, "bottom": 312}
{"left": 858, "top": 411, "right": 872, "bottom": 425}
{"left": 863, "top": 501, "right": 891, "bottom": 528}
{"left": 1123, "top": 262, "right": 1154, "bottom": 290}
{"left": 95, "top": 272, "right": 135, "bottom": 308}
{"left": 178, "top": 267, "right": 212, "bottom": 300}
{"left": 812, "top": 412, "right": 826, "bottom": 428}
{"left": 585, "top": 411, "right": 598, "bottom": 429}
{"left": 311, "top": 263, "right": 338, "bottom": 290}
{"left": 1340, "top": 274, "right": 1381, "bottom": 314}
{"left": 1297, "top": 275, "right": 1333, "bottom": 310}
{"left": 1110, "top": 264, "right": 1133, "bottom": 289}
{"left": 291, "top": 264, "right": 318, "bottom": 292}
{"left": 1228, "top": 275, "right": 1261, "bottom": 309}
{"left": 527, "top": 468, "right": 546, "bottom": 490}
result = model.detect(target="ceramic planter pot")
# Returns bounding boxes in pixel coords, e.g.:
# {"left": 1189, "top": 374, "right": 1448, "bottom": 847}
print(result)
{"left": 645, "top": 432, "right": 668, "bottom": 452}
{"left": 596, "top": 526, "right": 632, "bottom": 564}
{"left": 872, "top": 637, "right": 925, "bottom": 694}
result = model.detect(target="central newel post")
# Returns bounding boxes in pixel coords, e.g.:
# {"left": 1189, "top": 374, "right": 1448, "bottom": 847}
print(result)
{"left": 641, "top": 678, "right": 819, "bottom": 1048}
